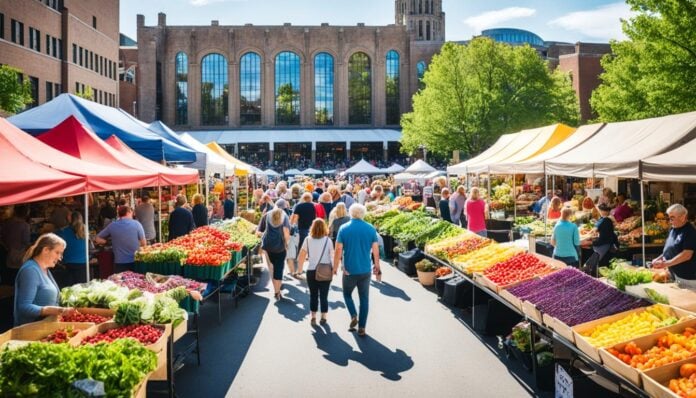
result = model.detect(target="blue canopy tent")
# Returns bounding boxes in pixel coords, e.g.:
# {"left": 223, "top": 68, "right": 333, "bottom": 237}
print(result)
{"left": 8, "top": 94, "right": 196, "bottom": 163}
{"left": 147, "top": 120, "right": 207, "bottom": 170}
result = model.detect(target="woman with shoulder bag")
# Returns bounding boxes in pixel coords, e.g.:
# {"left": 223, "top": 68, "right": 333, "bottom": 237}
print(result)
{"left": 297, "top": 218, "right": 335, "bottom": 326}
{"left": 257, "top": 201, "right": 291, "bottom": 300}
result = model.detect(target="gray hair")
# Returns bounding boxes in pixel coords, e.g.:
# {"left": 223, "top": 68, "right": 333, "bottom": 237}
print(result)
{"left": 349, "top": 203, "right": 367, "bottom": 220}
{"left": 667, "top": 204, "right": 688, "bottom": 216}
{"left": 302, "top": 192, "right": 313, "bottom": 202}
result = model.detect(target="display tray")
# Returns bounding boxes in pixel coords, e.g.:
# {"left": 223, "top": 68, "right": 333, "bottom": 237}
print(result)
{"left": 542, "top": 314, "right": 575, "bottom": 344}
{"left": 134, "top": 261, "right": 182, "bottom": 276}
{"left": 598, "top": 317, "right": 696, "bottom": 388}
{"left": 499, "top": 289, "right": 523, "bottom": 312}
{"left": 0, "top": 321, "right": 94, "bottom": 347}
{"left": 521, "top": 300, "right": 544, "bottom": 325}
{"left": 572, "top": 305, "right": 694, "bottom": 365}
{"left": 183, "top": 260, "right": 231, "bottom": 280}
{"left": 79, "top": 322, "right": 167, "bottom": 353}
{"left": 642, "top": 357, "right": 696, "bottom": 398}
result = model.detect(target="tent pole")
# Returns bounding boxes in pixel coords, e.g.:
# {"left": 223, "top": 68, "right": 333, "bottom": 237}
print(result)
{"left": 544, "top": 173, "right": 548, "bottom": 239}
{"left": 513, "top": 172, "right": 517, "bottom": 221}
{"left": 640, "top": 180, "right": 646, "bottom": 267}
{"left": 158, "top": 184, "right": 163, "bottom": 243}
{"left": 84, "top": 193, "right": 90, "bottom": 282}
{"left": 130, "top": 189, "right": 135, "bottom": 209}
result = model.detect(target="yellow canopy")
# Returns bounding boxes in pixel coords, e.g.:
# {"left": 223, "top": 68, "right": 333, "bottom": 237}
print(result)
{"left": 206, "top": 142, "right": 252, "bottom": 176}
{"left": 525, "top": 123, "right": 576, "bottom": 160}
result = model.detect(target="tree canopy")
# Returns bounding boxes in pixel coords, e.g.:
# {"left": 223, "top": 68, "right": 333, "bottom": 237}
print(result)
{"left": 400, "top": 38, "right": 579, "bottom": 158}
{"left": 591, "top": 0, "right": 696, "bottom": 122}
{"left": 0, "top": 65, "right": 32, "bottom": 114}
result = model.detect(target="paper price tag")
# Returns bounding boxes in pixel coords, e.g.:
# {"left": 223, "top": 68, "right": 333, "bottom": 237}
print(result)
{"left": 555, "top": 363, "right": 573, "bottom": 398}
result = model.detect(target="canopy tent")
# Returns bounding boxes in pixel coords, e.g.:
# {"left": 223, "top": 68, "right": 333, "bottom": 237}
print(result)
{"left": 0, "top": 118, "right": 85, "bottom": 206}
{"left": 323, "top": 169, "right": 337, "bottom": 175}
{"left": 642, "top": 136, "right": 696, "bottom": 182}
{"left": 302, "top": 168, "right": 323, "bottom": 175}
{"left": 206, "top": 142, "right": 255, "bottom": 176}
{"left": 405, "top": 159, "right": 437, "bottom": 174}
{"left": 8, "top": 94, "right": 196, "bottom": 163}
{"left": 496, "top": 123, "right": 605, "bottom": 175}
{"left": 2, "top": 118, "right": 159, "bottom": 193}
{"left": 486, "top": 123, "right": 577, "bottom": 174}
{"left": 284, "top": 169, "right": 303, "bottom": 176}
{"left": 344, "top": 159, "right": 383, "bottom": 175}
{"left": 147, "top": 120, "right": 207, "bottom": 170}
{"left": 545, "top": 111, "right": 696, "bottom": 178}
{"left": 104, "top": 136, "right": 199, "bottom": 186}
{"left": 447, "top": 133, "right": 518, "bottom": 175}
{"left": 426, "top": 170, "right": 446, "bottom": 179}
{"left": 187, "top": 128, "right": 401, "bottom": 145}
{"left": 382, "top": 163, "right": 405, "bottom": 173}
{"left": 178, "top": 133, "right": 234, "bottom": 176}
{"left": 263, "top": 169, "right": 281, "bottom": 177}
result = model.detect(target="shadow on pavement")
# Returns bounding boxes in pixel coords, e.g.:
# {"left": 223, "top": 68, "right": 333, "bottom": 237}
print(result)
{"left": 370, "top": 280, "right": 411, "bottom": 302}
{"left": 274, "top": 283, "right": 310, "bottom": 322}
{"left": 312, "top": 324, "right": 354, "bottom": 366}
{"left": 352, "top": 333, "right": 414, "bottom": 381}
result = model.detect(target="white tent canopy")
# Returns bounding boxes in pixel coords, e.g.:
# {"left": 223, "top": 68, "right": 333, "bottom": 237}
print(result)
{"left": 545, "top": 111, "right": 696, "bottom": 178}
{"left": 463, "top": 128, "right": 547, "bottom": 174}
{"left": 344, "top": 159, "right": 382, "bottom": 174}
{"left": 394, "top": 172, "right": 423, "bottom": 183}
{"left": 447, "top": 133, "right": 518, "bottom": 175}
{"left": 284, "top": 168, "right": 303, "bottom": 175}
{"left": 263, "top": 169, "right": 281, "bottom": 176}
{"left": 405, "top": 159, "right": 436, "bottom": 174}
{"left": 642, "top": 136, "right": 696, "bottom": 182}
{"left": 486, "top": 124, "right": 574, "bottom": 174}
{"left": 381, "top": 163, "right": 405, "bottom": 173}
{"left": 426, "top": 170, "right": 446, "bottom": 179}
{"left": 323, "top": 169, "right": 337, "bottom": 174}
{"left": 302, "top": 168, "right": 323, "bottom": 175}
{"left": 178, "top": 133, "right": 234, "bottom": 175}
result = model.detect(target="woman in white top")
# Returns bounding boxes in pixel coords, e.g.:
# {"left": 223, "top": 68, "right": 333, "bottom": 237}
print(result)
{"left": 297, "top": 218, "right": 335, "bottom": 326}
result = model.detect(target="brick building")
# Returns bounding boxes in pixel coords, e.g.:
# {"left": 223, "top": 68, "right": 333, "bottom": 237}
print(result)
{"left": 558, "top": 42, "right": 612, "bottom": 122}
{"left": 0, "top": 0, "right": 120, "bottom": 110}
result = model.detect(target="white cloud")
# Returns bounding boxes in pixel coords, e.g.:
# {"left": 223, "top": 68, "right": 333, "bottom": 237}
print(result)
{"left": 189, "top": 0, "right": 246, "bottom": 6}
{"left": 548, "top": 2, "right": 634, "bottom": 41}
{"left": 463, "top": 7, "right": 537, "bottom": 33}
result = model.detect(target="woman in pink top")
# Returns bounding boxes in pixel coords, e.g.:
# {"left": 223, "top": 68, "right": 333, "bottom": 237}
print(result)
{"left": 465, "top": 187, "right": 488, "bottom": 237}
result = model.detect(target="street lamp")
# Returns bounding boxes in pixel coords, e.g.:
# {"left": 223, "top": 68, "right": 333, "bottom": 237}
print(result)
{"left": 418, "top": 144, "right": 428, "bottom": 163}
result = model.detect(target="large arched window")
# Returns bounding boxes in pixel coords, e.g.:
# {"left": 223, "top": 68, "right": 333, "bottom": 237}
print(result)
{"left": 200, "top": 53, "right": 228, "bottom": 125}
{"left": 175, "top": 52, "right": 188, "bottom": 125}
{"left": 314, "top": 52, "right": 334, "bottom": 126}
{"left": 348, "top": 52, "right": 371, "bottom": 125}
{"left": 240, "top": 52, "right": 261, "bottom": 125}
{"left": 385, "top": 50, "right": 400, "bottom": 125}
{"left": 275, "top": 51, "right": 301, "bottom": 125}
{"left": 417, "top": 60, "right": 426, "bottom": 90}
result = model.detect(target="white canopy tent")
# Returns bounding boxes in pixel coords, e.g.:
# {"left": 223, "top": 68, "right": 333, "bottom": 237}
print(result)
{"left": 405, "top": 159, "right": 436, "bottom": 174}
{"left": 263, "top": 168, "right": 281, "bottom": 177}
{"left": 394, "top": 172, "right": 424, "bottom": 183}
{"left": 463, "top": 128, "right": 547, "bottom": 174}
{"left": 545, "top": 111, "right": 696, "bottom": 178}
{"left": 344, "top": 159, "right": 383, "bottom": 175}
{"left": 284, "top": 168, "right": 303, "bottom": 176}
{"left": 381, "top": 163, "right": 405, "bottom": 174}
{"left": 178, "top": 133, "right": 234, "bottom": 175}
{"left": 447, "top": 133, "right": 518, "bottom": 175}
{"left": 323, "top": 169, "right": 337, "bottom": 175}
{"left": 302, "top": 168, "right": 323, "bottom": 175}
{"left": 642, "top": 136, "right": 696, "bottom": 182}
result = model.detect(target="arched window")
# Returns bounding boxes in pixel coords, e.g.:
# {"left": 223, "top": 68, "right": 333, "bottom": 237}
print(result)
{"left": 348, "top": 52, "right": 371, "bottom": 125}
{"left": 275, "top": 51, "right": 301, "bottom": 125}
{"left": 385, "top": 50, "right": 400, "bottom": 125}
{"left": 314, "top": 52, "right": 334, "bottom": 126}
{"left": 200, "top": 53, "right": 228, "bottom": 125}
{"left": 240, "top": 52, "right": 261, "bottom": 125}
{"left": 417, "top": 61, "right": 426, "bottom": 90}
{"left": 174, "top": 52, "right": 187, "bottom": 125}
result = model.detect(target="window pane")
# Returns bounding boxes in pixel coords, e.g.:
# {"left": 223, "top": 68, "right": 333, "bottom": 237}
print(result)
{"left": 314, "top": 52, "right": 334, "bottom": 126}
{"left": 416, "top": 61, "right": 426, "bottom": 90}
{"left": 200, "top": 53, "right": 228, "bottom": 125}
{"left": 240, "top": 52, "right": 261, "bottom": 125}
{"left": 385, "top": 50, "right": 400, "bottom": 125}
{"left": 348, "top": 52, "right": 371, "bottom": 125}
{"left": 175, "top": 52, "right": 188, "bottom": 125}
{"left": 274, "top": 51, "right": 300, "bottom": 125}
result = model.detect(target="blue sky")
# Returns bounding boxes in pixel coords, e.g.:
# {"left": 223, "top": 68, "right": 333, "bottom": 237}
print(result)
{"left": 120, "top": 0, "right": 634, "bottom": 44}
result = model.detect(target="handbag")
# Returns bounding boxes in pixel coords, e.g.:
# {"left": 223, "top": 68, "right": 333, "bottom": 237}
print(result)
{"left": 309, "top": 237, "right": 333, "bottom": 282}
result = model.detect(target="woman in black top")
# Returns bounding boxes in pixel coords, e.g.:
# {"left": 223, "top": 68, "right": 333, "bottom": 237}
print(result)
{"left": 191, "top": 194, "right": 209, "bottom": 227}
{"left": 586, "top": 204, "right": 618, "bottom": 273}
{"left": 439, "top": 188, "right": 452, "bottom": 223}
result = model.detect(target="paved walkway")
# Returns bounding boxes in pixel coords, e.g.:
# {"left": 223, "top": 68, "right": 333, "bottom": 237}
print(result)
{"left": 168, "top": 259, "right": 540, "bottom": 398}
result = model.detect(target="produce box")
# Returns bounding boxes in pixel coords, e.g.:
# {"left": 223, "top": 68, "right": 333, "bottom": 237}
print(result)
{"left": 626, "top": 282, "right": 696, "bottom": 312}
{"left": 0, "top": 321, "right": 94, "bottom": 347}
{"left": 183, "top": 260, "right": 231, "bottom": 280}
{"left": 499, "top": 289, "right": 523, "bottom": 312}
{"left": 598, "top": 318, "right": 696, "bottom": 388}
{"left": 134, "top": 261, "right": 182, "bottom": 276}
{"left": 173, "top": 320, "right": 187, "bottom": 342}
{"left": 231, "top": 250, "right": 243, "bottom": 266}
{"left": 179, "top": 295, "right": 200, "bottom": 314}
{"left": 149, "top": 349, "right": 168, "bottom": 381}
{"left": 75, "top": 307, "right": 116, "bottom": 317}
{"left": 572, "top": 305, "right": 693, "bottom": 364}
{"left": 79, "top": 322, "right": 167, "bottom": 353}
{"left": 643, "top": 358, "right": 696, "bottom": 398}
{"left": 542, "top": 314, "right": 575, "bottom": 344}
{"left": 522, "top": 300, "right": 543, "bottom": 325}
{"left": 133, "top": 375, "right": 149, "bottom": 398}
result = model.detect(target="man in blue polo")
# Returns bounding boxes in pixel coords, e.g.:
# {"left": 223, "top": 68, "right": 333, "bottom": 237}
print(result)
{"left": 333, "top": 203, "right": 380, "bottom": 337}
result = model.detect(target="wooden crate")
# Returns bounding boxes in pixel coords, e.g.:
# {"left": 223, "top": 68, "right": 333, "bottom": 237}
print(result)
{"left": 75, "top": 307, "right": 116, "bottom": 317}
{"left": 172, "top": 320, "right": 187, "bottom": 342}
{"left": 79, "top": 322, "right": 167, "bottom": 353}
{"left": 643, "top": 357, "right": 696, "bottom": 398}
{"left": 522, "top": 300, "right": 544, "bottom": 325}
{"left": 149, "top": 349, "right": 168, "bottom": 381}
{"left": 132, "top": 375, "right": 149, "bottom": 398}
{"left": 542, "top": 314, "right": 575, "bottom": 344}
{"left": 0, "top": 321, "right": 94, "bottom": 347}
{"left": 499, "top": 289, "right": 523, "bottom": 312}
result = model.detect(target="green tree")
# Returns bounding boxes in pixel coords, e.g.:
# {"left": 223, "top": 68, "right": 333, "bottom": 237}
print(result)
{"left": 591, "top": 0, "right": 696, "bottom": 121}
{"left": 401, "top": 39, "right": 579, "bottom": 158}
{"left": 75, "top": 85, "right": 94, "bottom": 101}
{"left": 276, "top": 83, "right": 299, "bottom": 125}
{"left": 0, "top": 65, "right": 32, "bottom": 114}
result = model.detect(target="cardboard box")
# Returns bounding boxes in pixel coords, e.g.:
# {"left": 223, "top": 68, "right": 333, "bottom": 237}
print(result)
{"left": 149, "top": 349, "right": 168, "bottom": 381}
{"left": 172, "top": 320, "right": 187, "bottom": 342}
{"left": 44, "top": 308, "right": 114, "bottom": 323}
{"left": 643, "top": 358, "right": 696, "bottom": 398}
{"left": 522, "top": 300, "right": 544, "bottom": 325}
{"left": 79, "top": 322, "right": 167, "bottom": 353}
{"left": 542, "top": 314, "right": 575, "bottom": 344}
{"left": 499, "top": 289, "right": 522, "bottom": 312}
{"left": 0, "top": 321, "right": 94, "bottom": 347}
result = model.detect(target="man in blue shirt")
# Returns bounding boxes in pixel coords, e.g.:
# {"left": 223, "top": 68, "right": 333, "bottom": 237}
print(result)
{"left": 95, "top": 205, "right": 146, "bottom": 274}
{"left": 333, "top": 203, "right": 380, "bottom": 336}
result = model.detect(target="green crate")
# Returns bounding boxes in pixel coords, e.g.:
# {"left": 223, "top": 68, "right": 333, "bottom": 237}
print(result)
{"left": 231, "top": 250, "right": 243, "bottom": 267}
{"left": 179, "top": 295, "right": 200, "bottom": 314}
{"left": 134, "top": 261, "right": 183, "bottom": 276}
{"left": 183, "top": 260, "right": 231, "bottom": 281}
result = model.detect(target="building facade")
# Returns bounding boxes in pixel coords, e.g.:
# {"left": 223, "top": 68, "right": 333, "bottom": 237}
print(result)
{"left": 0, "top": 0, "right": 120, "bottom": 109}
{"left": 558, "top": 42, "right": 612, "bottom": 122}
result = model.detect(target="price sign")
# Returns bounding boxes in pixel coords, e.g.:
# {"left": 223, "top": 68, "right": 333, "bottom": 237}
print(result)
{"left": 555, "top": 363, "right": 573, "bottom": 398}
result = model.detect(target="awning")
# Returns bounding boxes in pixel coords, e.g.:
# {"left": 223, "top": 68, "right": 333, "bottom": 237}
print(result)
{"left": 206, "top": 142, "right": 254, "bottom": 176}
{"left": 8, "top": 94, "right": 197, "bottom": 163}
{"left": 642, "top": 136, "right": 696, "bottom": 182}
{"left": 186, "top": 129, "right": 401, "bottom": 144}
{"left": 0, "top": 118, "right": 85, "bottom": 206}
{"left": 345, "top": 159, "right": 383, "bottom": 175}
{"left": 405, "top": 159, "right": 436, "bottom": 174}
{"left": 545, "top": 111, "right": 696, "bottom": 178}
{"left": 284, "top": 169, "right": 303, "bottom": 176}
{"left": 147, "top": 120, "right": 207, "bottom": 170}
{"left": 487, "top": 124, "right": 576, "bottom": 174}
{"left": 381, "top": 163, "right": 405, "bottom": 173}
{"left": 302, "top": 168, "right": 323, "bottom": 175}
{"left": 178, "top": 133, "right": 234, "bottom": 175}
{"left": 447, "top": 133, "right": 518, "bottom": 175}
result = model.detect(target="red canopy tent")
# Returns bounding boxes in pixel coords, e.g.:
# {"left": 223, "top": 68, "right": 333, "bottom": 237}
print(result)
{"left": 0, "top": 118, "right": 85, "bottom": 206}
{"left": 37, "top": 116, "right": 198, "bottom": 186}
{"left": 104, "top": 135, "right": 199, "bottom": 186}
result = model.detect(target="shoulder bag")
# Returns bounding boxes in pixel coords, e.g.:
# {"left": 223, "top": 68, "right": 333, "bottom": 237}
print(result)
{"left": 310, "top": 237, "right": 333, "bottom": 282}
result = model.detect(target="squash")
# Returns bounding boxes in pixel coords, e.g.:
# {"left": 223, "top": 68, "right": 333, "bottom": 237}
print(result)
{"left": 582, "top": 196, "right": 595, "bottom": 210}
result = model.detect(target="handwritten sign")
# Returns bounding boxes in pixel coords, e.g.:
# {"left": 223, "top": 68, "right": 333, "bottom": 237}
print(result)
{"left": 555, "top": 363, "right": 573, "bottom": 398}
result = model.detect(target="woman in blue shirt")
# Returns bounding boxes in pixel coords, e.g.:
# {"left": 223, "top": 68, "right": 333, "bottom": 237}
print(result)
{"left": 14, "top": 233, "right": 74, "bottom": 326}
{"left": 551, "top": 208, "right": 580, "bottom": 267}
{"left": 55, "top": 211, "right": 87, "bottom": 287}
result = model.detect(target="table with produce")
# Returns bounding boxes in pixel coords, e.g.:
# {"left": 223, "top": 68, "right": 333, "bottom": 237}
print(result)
{"left": 369, "top": 198, "right": 696, "bottom": 398}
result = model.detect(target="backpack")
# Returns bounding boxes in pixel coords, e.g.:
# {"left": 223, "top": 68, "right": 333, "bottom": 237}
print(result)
{"left": 261, "top": 213, "right": 286, "bottom": 253}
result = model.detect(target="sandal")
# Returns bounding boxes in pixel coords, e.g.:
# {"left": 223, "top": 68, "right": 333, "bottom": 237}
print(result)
{"left": 320, "top": 318, "right": 327, "bottom": 325}
{"left": 274, "top": 292, "right": 281, "bottom": 300}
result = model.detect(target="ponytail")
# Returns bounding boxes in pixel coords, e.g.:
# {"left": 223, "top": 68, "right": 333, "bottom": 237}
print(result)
{"left": 70, "top": 211, "right": 86, "bottom": 240}
{"left": 23, "top": 233, "right": 67, "bottom": 264}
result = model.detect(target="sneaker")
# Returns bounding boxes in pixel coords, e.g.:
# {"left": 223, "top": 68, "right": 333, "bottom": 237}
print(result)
{"left": 349, "top": 317, "right": 358, "bottom": 331}
{"left": 358, "top": 328, "right": 366, "bottom": 337}
{"left": 310, "top": 318, "right": 317, "bottom": 326}
{"left": 320, "top": 318, "right": 327, "bottom": 325}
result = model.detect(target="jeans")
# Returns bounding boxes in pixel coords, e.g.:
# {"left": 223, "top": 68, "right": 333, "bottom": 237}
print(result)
{"left": 267, "top": 251, "right": 286, "bottom": 280}
{"left": 342, "top": 273, "right": 371, "bottom": 328}
{"left": 114, "top": 262, "right": 134, "bottom": 274}
{"left": 554, "top": 255, "right": 579, "bottom": 268}
{"left": 307, "top": 270, "right": 331, "bottom": 313}
{"left": 476, "top": 230, "right": 488, "bottom": 238}
{"left": 297, "top": 229, "right": 309, "bottom": 260}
